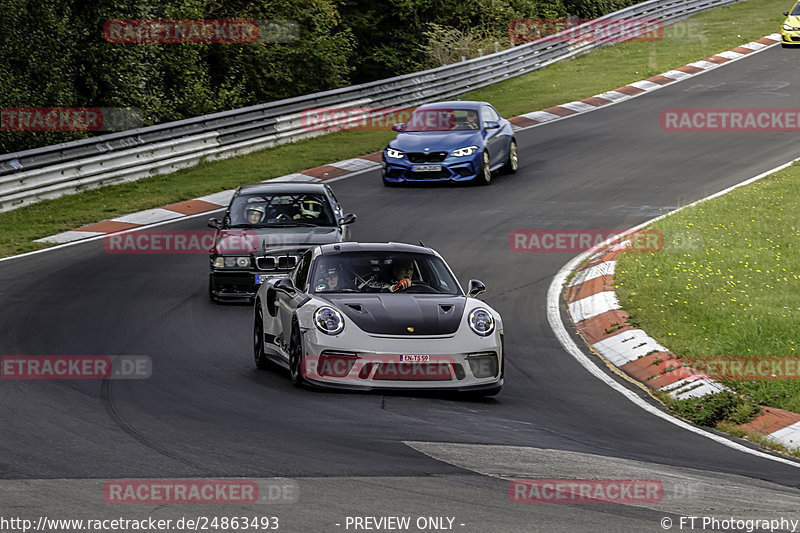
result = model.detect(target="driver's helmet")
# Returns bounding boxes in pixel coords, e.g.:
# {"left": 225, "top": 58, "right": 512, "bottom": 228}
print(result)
{"left": 300, "top": 199, "right": 322, "bottom": 219}
{"left": 315, "top": 264, "right": 341, "bottom": 292}
{"left": 245, "top": 204, "right": 266, "bottom": 223}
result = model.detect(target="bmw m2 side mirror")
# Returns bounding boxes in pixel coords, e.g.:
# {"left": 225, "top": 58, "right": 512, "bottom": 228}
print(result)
{"left": 468, "top": 279, "right": 486, "bottom": 297}
{"left": 207, "top": 218, "right": 222, "bottom": 229}
{"left": 339, "top": 213, "right": 357, "bottom": 225}
{"left": 392, "top": 123, "right": 405, "bottom": 132}
{"left": 275, "top": 278, "right": 296, "bottom": 295}
{"left": 785, "top": 11, "right": 789, "bottom": 15}
{"left": 484, "top": 121, "right": 500, "bottom": 130}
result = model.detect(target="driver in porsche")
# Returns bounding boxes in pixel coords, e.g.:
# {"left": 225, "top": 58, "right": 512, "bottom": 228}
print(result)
{"left": 384, "top": 260, "right": 414, "bottom": 292}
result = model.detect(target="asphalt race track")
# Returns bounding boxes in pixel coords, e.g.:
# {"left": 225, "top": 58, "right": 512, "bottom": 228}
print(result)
{"left": 2, "top": 45, "right": 800, "bottom": 532}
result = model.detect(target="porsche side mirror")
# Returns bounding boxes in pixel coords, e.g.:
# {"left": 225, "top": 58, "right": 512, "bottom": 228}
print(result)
{"left": 484, "top": 121, "right": 500, "bottom": 130}
{"left": 207, "top": 218, "right": 222, "bottom": 229}
{"left": 339, "top": 213, "right": 357, "bottom": 225}
{"left": 275, "top": 278, "right": 296, "bottom": 294}
{"left": 468, "top": 279, "right": 486, "bottom": 297}
{"left": 392, "top": 123, "right": 405, "bottom": 132}
{"left": 784, "top": 11, "right": 789, "bottom": 15}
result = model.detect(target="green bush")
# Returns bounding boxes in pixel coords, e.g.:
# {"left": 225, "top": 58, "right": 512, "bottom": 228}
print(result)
{"left": 668, "top": 391, "right": 761, "bottom": 427}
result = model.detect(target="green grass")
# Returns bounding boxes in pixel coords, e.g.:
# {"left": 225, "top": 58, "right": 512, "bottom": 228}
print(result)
{"left": 616, "top": 162, "right": 800, "bottom": 413}
{"left": 0, "top": 0, "right": 790, "bottom": 258}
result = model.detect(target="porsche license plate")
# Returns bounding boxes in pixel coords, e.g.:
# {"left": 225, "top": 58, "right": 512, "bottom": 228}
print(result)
{"left": 400, "top": 354, "right": 430, "bottom": 362}
{"left": 411, "top": 165, "right": 441, "bottom": 172}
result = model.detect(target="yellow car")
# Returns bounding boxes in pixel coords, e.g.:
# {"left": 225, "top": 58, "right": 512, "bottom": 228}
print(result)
{"left": 782, "top": 2, "right": 800, "bottom": 46}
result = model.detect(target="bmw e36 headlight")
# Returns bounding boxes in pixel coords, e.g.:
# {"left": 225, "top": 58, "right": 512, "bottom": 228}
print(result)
{"left": 212, "top": 256, "right": 251, "bottom": 268}
{"left": 314, "top": 306, "right": 345, "bottom": 335}
{"left": 386, "top": 148, "right": 404, "bottom": 159}
{"left": 451, "top": 145, "right": 479, "bottom": 157}
{"left": 468, "top": 308, "right": 495, "bottom": 336}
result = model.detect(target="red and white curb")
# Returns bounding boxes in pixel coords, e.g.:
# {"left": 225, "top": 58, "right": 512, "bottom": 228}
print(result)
{"left": 565, "top": 240, "right": 800, "bottom": 451}
{"left": 509, "top": 33, "right": 781, "bottom": 130}
{"left": 36, "top": 33, "right": 781, "bottom": 246}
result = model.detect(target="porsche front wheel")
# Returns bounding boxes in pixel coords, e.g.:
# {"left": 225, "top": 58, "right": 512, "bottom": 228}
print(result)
{"left": 289, "top": 322, "right": 306, "bottom": 387}
{"left": 254, "top": 304, "right": 270, "bottom": 370}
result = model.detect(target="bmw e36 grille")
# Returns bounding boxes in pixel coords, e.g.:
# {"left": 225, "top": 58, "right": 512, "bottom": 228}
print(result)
{"left": 256, "top": 255, "right": 299, "bottom": 271}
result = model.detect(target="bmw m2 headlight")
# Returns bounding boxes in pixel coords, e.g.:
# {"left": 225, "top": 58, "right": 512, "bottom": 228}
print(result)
{"left": 386, "top": 148, "right": 404, "bottom": 159}
{"left": 468, "top": 308, "right": 495, "bottom": 336}
{"left": 451, "top": 146, "right": 479, "bottom": 157}
{"left": 212, "top": 256, "right": 251, "bottom": 268}
{"left": 314, "top": 306, "right": 345, "bottom": 335}
{"left": 784, "top": 24, "right": 800, "bottom": 31}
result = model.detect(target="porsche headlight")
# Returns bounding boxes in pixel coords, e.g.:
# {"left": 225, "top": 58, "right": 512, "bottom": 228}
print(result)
{"left": 784, "top": 23, "right": 800, "bottom": 31}
{"left": 314, "top": 306, "right": 345, "bottom": 335}
{"left": 213, "top": 256, "right": 251, "bottom": 268}
{"left": 468, "top": 308, "right": 495, "bottom": 336}
{"left": 386, "top": 148, "right": 404, "bottom": 159}
{"left": 451, "top": 145, "right": 479, "bottom": 157}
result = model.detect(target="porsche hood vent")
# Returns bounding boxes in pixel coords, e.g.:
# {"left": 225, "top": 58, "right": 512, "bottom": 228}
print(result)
{"left": 326, "top": 295, "right": 466, "bottom": 336}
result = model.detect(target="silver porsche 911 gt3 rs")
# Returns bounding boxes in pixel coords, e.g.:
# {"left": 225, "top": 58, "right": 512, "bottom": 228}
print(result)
{"left": 253, "top": 242, "right": 503, "bottom": 395}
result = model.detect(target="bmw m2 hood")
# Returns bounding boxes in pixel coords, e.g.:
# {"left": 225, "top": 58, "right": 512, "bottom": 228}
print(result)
{"left": 214, "top": 226, "right": 342, "bottom": 254}
{"left": 325, "top": 294, "right": 467, "bottom": 336}
{"left": 389, "top": 131, "right": 483, "bottom": 152}
{"left": 785, "top": 15, "right": 800, "bottom": 27}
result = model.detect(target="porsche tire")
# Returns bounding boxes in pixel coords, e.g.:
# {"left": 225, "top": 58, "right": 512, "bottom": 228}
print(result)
{"left": 254, "top": 304, "right": 270, "bottom": 370}
{"left": 289, "top": 321, "right": 306, "bottom": 387}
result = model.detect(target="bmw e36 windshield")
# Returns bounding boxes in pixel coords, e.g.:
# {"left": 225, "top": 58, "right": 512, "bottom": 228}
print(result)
{"left": 228, "top": 193, "right": 336, "bottom": 227}
{"left": 310, "top": 252, "right": 461, "bottom": 295}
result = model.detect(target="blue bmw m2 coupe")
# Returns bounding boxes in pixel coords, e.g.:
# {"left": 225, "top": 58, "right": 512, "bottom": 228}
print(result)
{"left": 382, "top": 101, "right": 518, "bottom": 186}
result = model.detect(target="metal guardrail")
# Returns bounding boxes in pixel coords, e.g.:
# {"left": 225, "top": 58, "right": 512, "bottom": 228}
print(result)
{"left": 0, "top": 0, "right": 739, "bottom": 212}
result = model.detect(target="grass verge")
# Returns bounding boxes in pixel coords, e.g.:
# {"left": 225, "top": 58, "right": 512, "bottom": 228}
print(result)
{"left": 0, "top": 0, "right": 789, "bottom": 258}
{"left": 616, "top": 162, "right": 800, "bottom": 413}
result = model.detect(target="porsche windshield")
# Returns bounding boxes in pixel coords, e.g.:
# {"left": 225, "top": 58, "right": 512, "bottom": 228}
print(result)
{"left": 403, "top": 108, "right": 479, "bottom": 132}
{"left": 311, "top": 252, "right": 461, "bottom": 295}
{"left": 228, "top": 192, "right": 336, "bottom": 227}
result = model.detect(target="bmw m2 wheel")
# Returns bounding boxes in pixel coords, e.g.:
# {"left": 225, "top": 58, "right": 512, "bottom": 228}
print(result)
{"left": 503, "top": 139, "right": 518, "bottom": 174}
{"left": 289, "top": 322, "right": 305, "bottom": 387}
{"left": 475, "top": 151, "right": 492, "bottom": 186}
{"left": 254, "top": 304, "right": 270, "bottom": 370}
